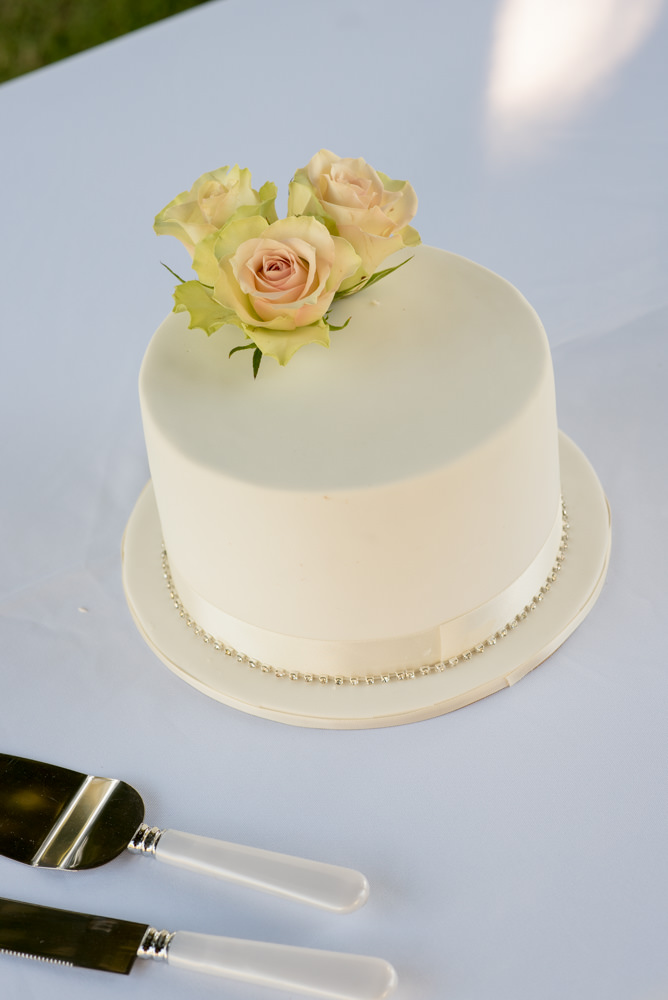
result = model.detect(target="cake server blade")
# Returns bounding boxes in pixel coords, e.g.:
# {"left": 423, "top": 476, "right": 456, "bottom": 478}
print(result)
{"left": 0, "top": 754, "right": 369, "bottom": 912}
{"left": 0, "top": 897, "right": 396, "bottom": 998}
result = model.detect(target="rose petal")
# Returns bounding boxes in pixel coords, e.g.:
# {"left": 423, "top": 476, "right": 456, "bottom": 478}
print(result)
{"left": 173, "top": 280, "right": 235, "bottom": 334}
{"left": 336, "top": 226, "right": 406, "bottom": 286}
{"left": 321, "top": 200, "right": 397, "bottom": 237}
{"left": 214, "top": 215, "right": 270, "bottom": 262}
{"left": 324, "top": 236, "right": 362, "bottom": 292}
{"left": 233, "top": 239, "right": 309, "bottom": 301}
{"left": 213, "top": 258, "right": 260, "bottom": 326}
{"left": 305, "top": 149, "right": 339, "bottom": 188}
{"left": 250, "top": 319, "right": 331, "bottom": 365}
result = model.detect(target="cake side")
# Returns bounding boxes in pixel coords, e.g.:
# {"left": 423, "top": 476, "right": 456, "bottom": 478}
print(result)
{"left": 139, "top": 246, "right": 561, "bottom": 667}
{"left": 140, "top": 247, "right": 551, "bottom": 489}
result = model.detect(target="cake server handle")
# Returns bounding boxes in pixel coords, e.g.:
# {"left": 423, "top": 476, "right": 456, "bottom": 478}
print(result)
{"left": 161, "top": 930, "right": 397, "bottom": 999}
{"left": 135, "top": 828, "right": 369, "bottom": 913}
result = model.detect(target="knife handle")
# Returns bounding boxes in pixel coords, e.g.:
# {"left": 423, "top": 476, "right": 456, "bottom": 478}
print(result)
{"left": 165, "top": 931, "right": 397, "bottom": 1000}
{"left": 150, "top": 829, "right": 369, "bottom": 913}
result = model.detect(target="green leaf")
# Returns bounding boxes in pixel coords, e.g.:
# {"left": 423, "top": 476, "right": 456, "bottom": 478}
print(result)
{"left": 229, "top": 342, "right": 256, "bottom": 357}
{"left": 333, "top": 254, "right": 416, "bottom": 300}
{"left": 332, "top": 276, "right": 367, "bottom": 300}
{"left": 228, "top": 341, "right": 263, "bottom": 378}
{"left": 327, "top": 316, "right": 351, "bottom": 332}
{"left": 161, "top": 261, "right": 187, "bottom": 284}
{"left": 361, "top": 255, "right": 414, "bottom": 290}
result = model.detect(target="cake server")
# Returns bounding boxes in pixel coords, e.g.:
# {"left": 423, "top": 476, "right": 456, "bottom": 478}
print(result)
{"left": 0, "top": 753, "right": 368, "bottom": 913}
{"left": 0, "top": 897, "right": 397, "bottom": 998}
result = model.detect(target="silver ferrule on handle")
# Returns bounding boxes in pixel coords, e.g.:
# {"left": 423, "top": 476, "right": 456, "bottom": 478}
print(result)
{"left": 128, "top": 823, "right": 165, "bottom": 855}
{"left": 137, "top": 927, "right": 174, "bottom": 962}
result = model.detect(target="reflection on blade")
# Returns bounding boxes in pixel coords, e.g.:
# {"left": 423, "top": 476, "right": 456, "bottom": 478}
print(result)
{"left": 0, "top": 753, "right": 144, "bottom": 870}
{"left": 0, "top": 754, "right": 85, "bottom": 864}
{"left": 0, "top": 897, "right": 147, "bottom": 975}
{"left": 31, "top": 776, "right": 121, "bottom": 869}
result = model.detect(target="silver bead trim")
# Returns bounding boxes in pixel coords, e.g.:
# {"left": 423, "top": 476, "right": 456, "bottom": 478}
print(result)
{"left": 161, "top": 499, "right": 569, "bottom": 687}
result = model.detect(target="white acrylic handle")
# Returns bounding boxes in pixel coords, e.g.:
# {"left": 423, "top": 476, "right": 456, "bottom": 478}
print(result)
{"left": 153, "top": 829, "right": 369, "bottom": 913}
{"left": 167, "top": 931, "right": 397, "bottom": 1000}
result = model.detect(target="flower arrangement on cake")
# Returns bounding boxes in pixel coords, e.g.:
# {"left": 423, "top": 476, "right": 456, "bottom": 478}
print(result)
{"left": 154, "top": 150, "right": 420, "bottom": 376}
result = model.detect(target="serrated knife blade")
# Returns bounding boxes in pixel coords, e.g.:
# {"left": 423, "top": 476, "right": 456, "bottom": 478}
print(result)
{"left": 0, "top": 896, "right": 146, "bottom": 974}
{"left": 0, "top": 897, "right": 397, "bottom": 999}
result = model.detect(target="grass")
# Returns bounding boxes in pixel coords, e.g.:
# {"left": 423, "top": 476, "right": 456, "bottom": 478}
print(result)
{"left": 0, "top": 0, "right": 211, "bottom": 84}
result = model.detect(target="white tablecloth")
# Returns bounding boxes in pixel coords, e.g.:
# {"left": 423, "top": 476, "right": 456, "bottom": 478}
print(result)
{"left": 1, "top": 2, "right": 666, "bottom": 998}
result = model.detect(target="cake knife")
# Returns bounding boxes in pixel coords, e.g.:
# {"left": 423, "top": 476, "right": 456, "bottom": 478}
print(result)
{"left": 0, "top": 896, "right": 397, "bottom": 998}
{"left": 0, "top": 753, "right": 368, "bottom": 912}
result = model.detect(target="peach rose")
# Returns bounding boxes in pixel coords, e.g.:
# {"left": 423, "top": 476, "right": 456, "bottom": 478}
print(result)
{"left": 154, "top": 165, "right": 277, "bottom": 255}
{"left": 184, "top": 214, "right": 360, "bottom": 364}
{"left": 288, "top": 150, "right": 420, "bottom": 288}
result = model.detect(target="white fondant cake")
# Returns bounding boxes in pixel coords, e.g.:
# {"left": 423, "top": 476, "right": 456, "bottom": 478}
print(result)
{"left": 139, "top": 245, "right": 563, "bottom": 677}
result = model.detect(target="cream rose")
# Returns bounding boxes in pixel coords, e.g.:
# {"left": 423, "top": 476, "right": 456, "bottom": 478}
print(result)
{"left": 184, "top": 214, "right": 360, "bottom": 364}
{"left": 154, "top": 165, "right": 277, "bottom": 255}
{"left": 288, "top": 149, "right": 420, "bottom": 288}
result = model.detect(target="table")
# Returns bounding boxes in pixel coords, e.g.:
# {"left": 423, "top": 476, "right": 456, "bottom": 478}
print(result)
{"left": 1, "top": 1, "right": 666, "bottom": 997}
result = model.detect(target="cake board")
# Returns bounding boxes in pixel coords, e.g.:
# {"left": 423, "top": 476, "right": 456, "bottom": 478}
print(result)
{"left": 122, "top": 432, "right": 611, "bottom": 729}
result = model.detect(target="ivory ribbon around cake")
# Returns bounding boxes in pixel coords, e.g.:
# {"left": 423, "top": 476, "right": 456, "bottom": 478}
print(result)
{"left": 122, "top": 433, "right": 611, "bottom": 726}
{"left": 166, "top": 498, "right": 565, "bottom": 677}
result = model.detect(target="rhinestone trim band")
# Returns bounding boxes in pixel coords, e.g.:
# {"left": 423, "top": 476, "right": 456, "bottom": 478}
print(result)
{"left": 161, "top": 499, "right": 569, "bottom": 687}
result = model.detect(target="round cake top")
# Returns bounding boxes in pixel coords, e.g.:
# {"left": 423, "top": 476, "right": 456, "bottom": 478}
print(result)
{"left": 140, "top": 245, "right": 552, "bottom": 492}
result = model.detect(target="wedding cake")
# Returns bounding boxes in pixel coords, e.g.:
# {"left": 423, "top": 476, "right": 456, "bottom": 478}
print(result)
{"left": 123, "top": 152, "right": 610, "bottom": 727}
